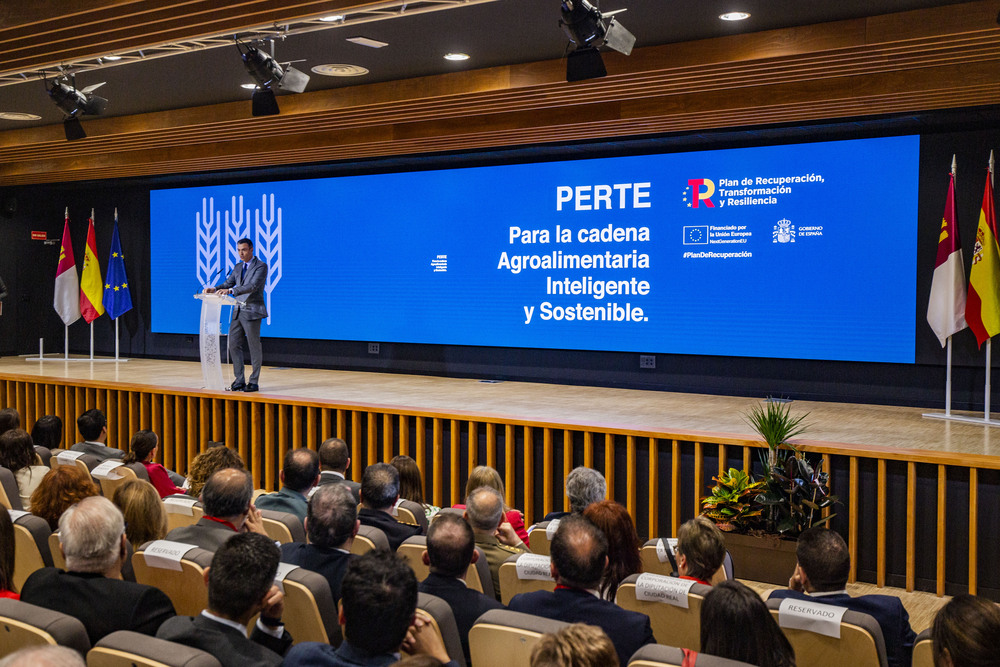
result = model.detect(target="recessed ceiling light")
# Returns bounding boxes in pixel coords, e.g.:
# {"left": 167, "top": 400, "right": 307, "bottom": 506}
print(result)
{"left": 319, "top": 15, "right": 345, "bottom": 22}
{"left": 719, "top": 12, "right": 750, "bottom": 21}
{"left": 103, "top": 55, "right": 122, "bottom": 61}
{"left": 241, "top": 83, "right": 258, "bottom": 90}
{"left": 444, "top": 53, "right": 470, "bottom": 61}
{"left": 346, "top": 36, "right": 388, "bottom": 49}
{"left": 311, "top": 64, "right": 370, "bottom": 77}
{"left": 0, "top": 112, "right": 41, "bottom": 121}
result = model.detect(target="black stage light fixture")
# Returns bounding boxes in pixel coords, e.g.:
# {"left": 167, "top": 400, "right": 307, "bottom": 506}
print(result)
{"left": 45, "top": 76, "right": 108, "bottom": 140}
{"left": 235, "top": 37, "right": 310, "bottom": 117}
{"left": 559, "top": 0, "right": 635, "bottom": 82}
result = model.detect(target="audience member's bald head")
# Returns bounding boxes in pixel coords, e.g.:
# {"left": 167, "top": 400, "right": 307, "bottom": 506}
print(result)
{"left": 360, "top": 462, "right": 399, "bottom": 511}
{"left": 281, "top": 447, "right": 320, "bottom": 493}
{"left": 550, "top": 514, "right": 607, "bottom": 590}
{"left": 426, "top": 513, "right": 476, "bottom": 578}
{"left": 319, "top": 437, "right": 350, "bottom": 472}
{"left": 465, "top": 486, "right": 505, "bottom": 533}
{"left": 307, "top": 483, "right": 358, "bottom": 548}
{"left": 201, "top": 467, "right": 253, "bottom": 520}
{"left": 0, "top": 646, "right": 85, "bottom": 667}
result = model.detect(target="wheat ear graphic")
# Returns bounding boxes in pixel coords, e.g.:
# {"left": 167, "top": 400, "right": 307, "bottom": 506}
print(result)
{"left": 255, "top": 193, "right": 282, "bottom": 325}
{"left": 226, "top": 195, "right": 251, "bottom": 270}
{"left": 196, "top": 197, "right": 221, "bottom": 287}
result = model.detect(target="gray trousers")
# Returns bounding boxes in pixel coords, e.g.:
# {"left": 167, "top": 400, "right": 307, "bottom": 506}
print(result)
{"left": 229, "top": 313, "right": 262, "bottom": 384}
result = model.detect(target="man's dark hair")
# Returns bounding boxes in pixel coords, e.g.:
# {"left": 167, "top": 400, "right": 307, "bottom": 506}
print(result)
{"left": 307, "top": 484, "right": 357, "bottom": 548}
{"left": 795, "top": 527, "right": 851, "bottom": 591}
{"left": 340, "top": 550, "right": 417, "bottom": 654}
{"left": 237, "top": 238, "right": 253, "bottom": 250}
{"left": 426, "top": 513, "right": 475, "bottom": 578}
{"left": 550, "top": 514, "right": 607, "bottom": 590}
{"left": 201, "top": 468, "right": 253, "bottom": 519}
{"left": 207, "top": 532, "right": 279, "bottom": 620}
{"left": 361, "top": 462, "right": 399, "bottom": 510}
{"left": 319, "top": 438, "right": 349, "bottom": 472}
{"left": 76, "top": 409, "right": 107, "bottom": 442}
{"left": 30, "top": 415, "right": 62, "bottom": 450}
{"left": 0, "top": 408, "right": 20, "bottom": 438}
{"left": 283, "top": 448, "right": 320, "bottom": 493}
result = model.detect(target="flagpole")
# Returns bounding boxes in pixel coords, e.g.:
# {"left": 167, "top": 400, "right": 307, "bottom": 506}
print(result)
{"left": 988, "top": 151, "right": 996, "bottom": 423}
{"left": 946, "top": 154, "right": 957, "bottom": 418}
{"left": 115, "top": 318, "right": 120, "bottom": 360}
{"left": 64, "top": 325, "right": 69, "bottom": 360}
{"left": 89, "top": 322, "right": 95, "bottom": 360}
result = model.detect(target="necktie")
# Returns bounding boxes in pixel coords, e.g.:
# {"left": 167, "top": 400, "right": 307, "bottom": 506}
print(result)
{"left": 240, "top": 263, "right": 247, "bottom": 282}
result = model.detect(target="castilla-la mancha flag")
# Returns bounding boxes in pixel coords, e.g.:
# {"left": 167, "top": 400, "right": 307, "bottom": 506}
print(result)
{"left": 926, "top": 168, "right": 967, "bottom": 347}
{"left": 79, "top": 215, "right": 106, "bottom": 323}
{"left": 966, "top": 162, "right": 1000, "bottom": 348}
{"left": 53, "top": 210, "right": 81, "bottom": 326}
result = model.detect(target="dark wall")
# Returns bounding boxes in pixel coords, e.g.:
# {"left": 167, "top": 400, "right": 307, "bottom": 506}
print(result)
{"left": 3, "top": 109, "right": 1000, "bottom": 409}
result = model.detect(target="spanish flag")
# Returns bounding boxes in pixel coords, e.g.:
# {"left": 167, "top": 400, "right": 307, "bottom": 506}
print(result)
{"left": 966, "top": 157, "right": 1000, "bottom": 347}
{"left": 79, "top": 213, "right": 105, "bottom": 323}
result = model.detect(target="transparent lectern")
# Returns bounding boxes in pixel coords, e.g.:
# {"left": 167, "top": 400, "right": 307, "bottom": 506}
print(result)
{"left": 193, "top": 293, "right": 244, "bottom": 390}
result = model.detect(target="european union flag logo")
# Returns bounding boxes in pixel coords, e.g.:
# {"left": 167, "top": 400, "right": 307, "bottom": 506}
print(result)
{"left": 102, "top": 214, "right": 133, "bottom": 320}
{"left": 683, "top": 226, "right": 710, "bottom": 245}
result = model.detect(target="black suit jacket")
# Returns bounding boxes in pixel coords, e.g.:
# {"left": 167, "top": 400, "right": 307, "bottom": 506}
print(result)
{"left": 418, "top": 572, "right": 505, "bottom": 664}
{"left": 280, "top": 542, "right": 354, "bottom": 602}
{"left": 165, "top": 517, "right": 239, "bottom": 551}
{"left": 508, "top": 587, "right": 654, "bottom": 666}
{"left": 20, "top": 568, "right": 175, "bottom": 645}
{"left": 357, "top": 507, "right": 421, "bottom": 551}
{"left": 317, "top": 471, "right": 361, "bottom": 504}
{"left": 157, "top": 614, "right": 291, "bottom": 667}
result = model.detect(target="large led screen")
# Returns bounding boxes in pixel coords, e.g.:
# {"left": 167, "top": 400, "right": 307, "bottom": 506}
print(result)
{"left": 151, "top": 135, "right": 920, "bottom": 362}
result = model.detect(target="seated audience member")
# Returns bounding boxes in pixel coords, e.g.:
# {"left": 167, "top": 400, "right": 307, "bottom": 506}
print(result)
{"left": 0, "top": 407, "right": 19, "bottom": 438}
{"left": 280, "top": 483, "right": 357, "bottom": 602}
{"left": 584, "top": 499, "right": 642, "bottom": 600}
{"left": 157, "top": 532, "right": 293, "bottom": 667}
{"left": 165, "top": 468, "right": 267, "bottom": 550}
{"left": 699, "top": 580, "right": 795, "bottom": 667}
{"left": 770, "top": 527, "right": 916, "bottom": 667}
{"left": 529, "top": 623, "right": 619, "bottom": 667}
{"left": 675, "top": 515, "right": 726, "bottom": 586}
{"left": 121, "top": 429, "right": 185, "bottom": 498}
{"left": 284, "top": 550, "right": 457, "bottom": 666}
{"left": 542, "top": 466, "right": 606, "bottom": 521}
{"left": 112, "top": 479, "right": 168, "bottom": 548}
{"left": 391, "top": 454, "right": 439, "bottom": 519}
{"left": 508, "top": 515, "right": 654, "bottom": 666}
{"left": 931, "top": 594, "right": 1000, "bottom": 667}
{"left": 70, "top": 409, "right": 124, "bottom": 461}
{"left": 464, "top": 485, "right": 528, "bottom": 599}
{"left": 30, "top": 414, "right": 63, "bottom": 451}
{"left": 0, "top": 428, "right": 49, "bottom": 510}
{"left": 185, "top": 444, "right": 245, "bottom": 498}
{"left": 357, "top": 462, "right": 422, "bottom": 550}
{"left": 418, "top": 512, "right": 504, "bottom": 663}
{"left": 317, "top": 437, "right": 360, "bottom": 502}
{"left": 454, "top": 465, "right": 528, "bottom": 545}
{"left": 20, "top": 496, "right": 176, "bottom": 644}
{"left": 28, "top": 465, "right": 101, "bottom": 530}
{"left": 0, "top": 504, "right": 17, "bottom": 599}
{"left": 255, "top": 447, "right": 320, "bottom": 523}
{"left": 0, "top": 645, "right": 85, "bottom": 667}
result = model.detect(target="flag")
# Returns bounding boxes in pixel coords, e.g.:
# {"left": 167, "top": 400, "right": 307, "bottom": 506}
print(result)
{"left": 79, "top": 214, "right": 105, "bottom": 323}
{"left": 102, "top": 211, "right": 133, "bottom": 320}
{"left": 966, "top": 161, "right": 1000, "bottom": 347}
{"left": 53, "top": 210, "right": 81, "bottom": 326}
{"left": 926, "top": 167, "right": 967, "bottom": 346}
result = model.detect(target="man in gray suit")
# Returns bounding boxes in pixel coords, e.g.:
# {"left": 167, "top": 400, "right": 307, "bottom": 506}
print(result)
{"left": 70, "top": 408, "right": 124, "bottom": 461}
{"left": 206, "top": 237, "right": 268, "bottom": 393}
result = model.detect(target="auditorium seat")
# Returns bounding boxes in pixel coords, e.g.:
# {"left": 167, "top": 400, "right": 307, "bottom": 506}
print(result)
{"left": 11, "top": 512, "right": 54, "bottom": 590}
{"left": 251, "top": 488, "right": 267, "bottom": 504}
{"left": 34, "top": 447, "right": 52, "bottom": 467}
{"left": 468, "top": 609, "right": 570, "bottom": 667}
{"left": 911, "top": 628, "right": 932, "bottom": 667}
{"left": 498, "top": 553, "right": 556, "bottom": 605}
{"left": 0, "top": 598, "right": 90, "bottom": 656}
{"left": 639, "top": 538, "right": 734, "bottom": 583}
{"left": 417, "top": 592, "right": 467, "bottom": 667}
{"left": 435, "top": 507, "right": 464, "bottom": 519}
{"left": 396, "top": 535, "right": 493, "bottom": 594}
{"left": 627, "top": 643, "right": 756, "bottom": 666}
{"left": 0, "top": 466, "right": 23, "bottom": 510}
{"left": 351, "top": 524, "right": 390, "bottom": 554}
{"left": 94, "top": 462, "right": 139, "bottom": 499}
{"left": 259, "top": 508, "right": 305, "bottom": 543}
{"left": 395, "top": 499, "right": 429, "bottom": 533}
{"left": 132, "top": 542, "right": 214, "bottom": 617}
{"left": 48, "top": 531, "right": 65, "bottom": 570}
{"left": 526, "top": 520, "right": 555, "bottom": 555}
{"left": 765, "top": 597, "right": 888, "bottom": 667}
{"left": 123, "top": 462, "right": 151, "bottom": 482}
{"left": 88, "top": 630, "right": 222, "bottom": 667}
{"left": 163, "top": 495, "right": 203, "bottom": 532}
{"left": 271, "top": 565, "right": 341, "bottom": 646}
{"left": 615, "top": 573, "right": 712, "bottom": 651}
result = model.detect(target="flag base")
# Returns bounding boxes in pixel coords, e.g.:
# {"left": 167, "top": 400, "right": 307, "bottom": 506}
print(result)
{"left": 921, "top": 412, "right": 1000, "bottom": 427}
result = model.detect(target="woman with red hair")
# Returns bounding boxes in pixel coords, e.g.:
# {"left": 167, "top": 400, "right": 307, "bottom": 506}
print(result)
{"left": 584, "top": 499, "right": 642, "bottom": 600}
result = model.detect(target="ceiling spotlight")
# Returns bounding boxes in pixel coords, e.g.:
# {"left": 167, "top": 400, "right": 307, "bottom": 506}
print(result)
{"left": 103, "top": 55, "right": 123, "bottom": 61}
{"left": 719, "top": 12, "right": 750, "bottom": 21}
{"left": 444, "top": 53, "right": 470, "bottom": 61}
{"left": 234, "top": 37, "right": 311, "bottom": 117}
{"left": 319, "top": 15, "right": 345, "bottom": 22}
{"left": 559, "top": 0, "right": 635, "bottom": 82}
{"left": 44, "top": 75, "right": 108, "bottom": 141}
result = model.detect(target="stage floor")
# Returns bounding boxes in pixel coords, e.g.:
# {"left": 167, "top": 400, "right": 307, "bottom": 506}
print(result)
{"left": 2, "top": 355, "right": 1000, "bottom": 459}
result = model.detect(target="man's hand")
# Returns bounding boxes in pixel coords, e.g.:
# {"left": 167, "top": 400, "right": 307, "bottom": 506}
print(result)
{"left": 401, "top": 611, "right": 450, "bottom": 662}
{"left": 204, "top": 287, "right": 217, "bottom": 293}
{"left": 244, "top": 504, "right": 267, "bottom": 536}
{"left": 495, "top": 522, "right": 525, "bottom": 549}
{"left": 259, "top": 584, "right": 284, "bottom": 621}
{"left": 789, "top": 569, "right": 805, "bottom": 592}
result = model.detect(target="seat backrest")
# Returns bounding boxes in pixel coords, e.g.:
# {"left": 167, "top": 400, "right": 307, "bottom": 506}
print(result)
{"left": 11, "top": 512, "right": 54, "bottom": 591}
{"left": 34, "top": 447, "right": 52, "bottom": 467}
{"left": 251, "top": 488, "right": 267, "bottom": 504}
{"left": 0, "top": 598, "right": 90, "bottom": 656}
{"left": 259, "top": 508, "right": 305, "bottom": 544}
{"left": 766, "top": 597, "right": 888, "bottom": 667}
{"left": 278, "top": 565, "right": 342, "bottom": 646}
{"left": 49, "top": 531, "right": 66, "bottom": 570}
{"left": 628, "top": 643, "right": 757, "bottom": 667}
{"left": 911, "top": 628, "right": 933, "bottom": 667}
{"left": 468, "top": 609, "right": 570, "bottom": 667}
{"left": 417, "top": 592, "right": 467, "bottom": 667}
{"left": 93, "top": 462, "right": 138, "bottom": 499}
{"left": 397, "top": 536, "right": 431, "bottom": 582}
{"left": 498, "top": 553, "right": 556, "bottom": 605}
{"left": 123, "top": 461, "right": 151, "bottom": 482}
{"left": 395, "top": 500, "right": 429, "bottom": 533}
{"left": 0, "top": 466, "right": 24, "bottom": 511}
{"left": 88, "top": 630, "right": 222, "bottom": 667}
{"left": 527, "top": 520, "right": 555, "bottom": 556}
{"left": 132, "top": 542, "right": 214, "bottom": 617}
{"left": 615, "top": 573, "right": 712, "bottom": 651}
{"left": 162, "top": 495, "right": 204, "bottom": 532}
{"left": 351, "top": 524, "right": 390, "bottom": 554}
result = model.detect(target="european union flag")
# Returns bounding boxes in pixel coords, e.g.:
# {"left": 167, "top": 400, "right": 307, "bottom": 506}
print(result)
{"left": 102, "top": 213, "right": 133, "bottom": 320}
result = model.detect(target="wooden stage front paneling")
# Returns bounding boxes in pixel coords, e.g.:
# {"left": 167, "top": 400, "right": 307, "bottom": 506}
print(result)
{"left": 1, "top": 356, "right": 998, "bottom": 599}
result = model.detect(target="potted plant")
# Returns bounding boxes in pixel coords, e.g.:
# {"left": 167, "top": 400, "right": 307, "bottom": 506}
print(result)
{"left": 701, "top": 467, "right": 765, "bottom": 532}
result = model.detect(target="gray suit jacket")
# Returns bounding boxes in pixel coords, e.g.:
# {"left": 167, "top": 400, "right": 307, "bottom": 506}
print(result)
{"left": 164, "top": 517, "right": 239, "bottom": 552}
{"left": 70, "top": 441, "right": 125, "bottom": 462}
{"left": 218, "top": 256, "right": 268, "bottom": 321}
